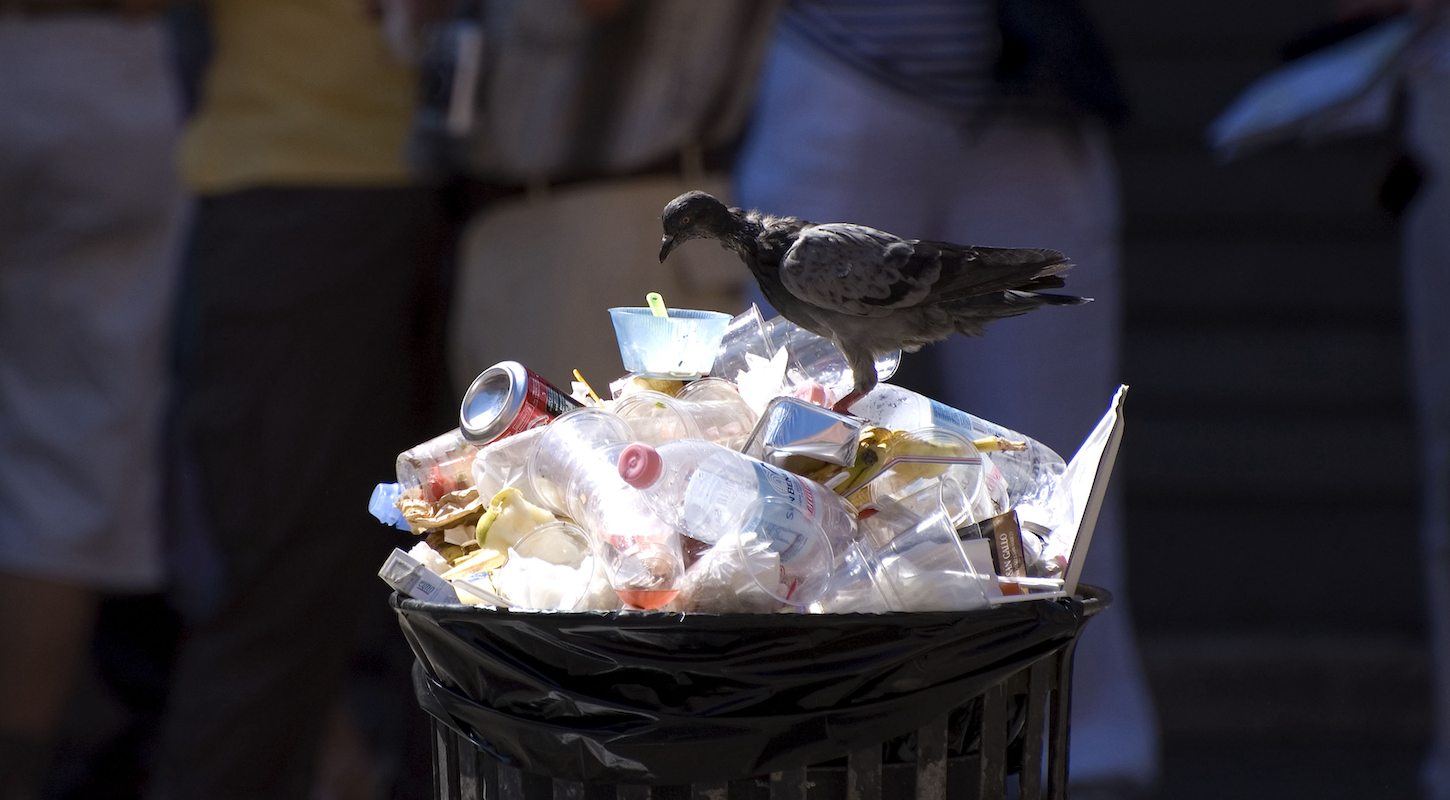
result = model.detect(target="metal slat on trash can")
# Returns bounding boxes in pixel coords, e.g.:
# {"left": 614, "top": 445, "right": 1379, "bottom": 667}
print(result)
{"left": 425, "top": 643, "right": 1079, "bottom": 800}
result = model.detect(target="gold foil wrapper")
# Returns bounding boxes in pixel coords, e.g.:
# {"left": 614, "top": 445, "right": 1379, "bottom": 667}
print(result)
{"left": 398, "top": 486, "right": 485, "bottom": 534}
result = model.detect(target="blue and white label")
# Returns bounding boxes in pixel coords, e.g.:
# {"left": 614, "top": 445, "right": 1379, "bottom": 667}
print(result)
{"left": 682, "top": 454, "right": 821, "bottom": 549}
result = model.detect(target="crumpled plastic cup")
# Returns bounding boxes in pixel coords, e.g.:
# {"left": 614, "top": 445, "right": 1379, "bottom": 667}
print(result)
{"left": 609, "top": 307, "right": 732, "bottom": 380}
{"left": 709, "top": 304, "right": 773, "bottom": 382}
{"left": 493, "top": 521, "right": 618, "bottom": 611}
{"left": 711, "top": 310, "right": 901, "bottom": 408}
{"left": 611, "top": 391, "right": 700, "bottom": 445}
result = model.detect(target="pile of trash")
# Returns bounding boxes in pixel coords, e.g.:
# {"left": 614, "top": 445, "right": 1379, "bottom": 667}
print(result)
{"left": 372, "top": 301, "right": 1123, "bottom": 614}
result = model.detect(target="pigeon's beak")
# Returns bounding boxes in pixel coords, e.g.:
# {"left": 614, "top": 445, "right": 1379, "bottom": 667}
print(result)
{"left": 659, "top": 234, "right": 678, "bottom": 263}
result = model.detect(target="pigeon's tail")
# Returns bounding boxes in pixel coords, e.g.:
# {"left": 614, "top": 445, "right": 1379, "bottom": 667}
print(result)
{"left": 926, "top": 245, "right": 1073, "bottom": 303}
{"left": 943, "top": 288, "right": 1091, "bottom": 336}
{"left": 1026, "top": 291, "right": 1092, "bottom": 306}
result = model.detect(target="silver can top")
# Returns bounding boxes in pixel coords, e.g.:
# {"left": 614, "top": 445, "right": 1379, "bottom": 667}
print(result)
{"left": 459, "top": 361, "right": 527, "bottom": 444}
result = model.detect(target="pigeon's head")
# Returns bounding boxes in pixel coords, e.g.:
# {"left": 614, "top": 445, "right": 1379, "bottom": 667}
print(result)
{"left": 659, "top": 191, "right": 733, "bottom": 262}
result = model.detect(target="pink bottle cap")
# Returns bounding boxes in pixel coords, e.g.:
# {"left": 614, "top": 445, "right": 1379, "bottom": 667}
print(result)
{"left": 618, "top": 442, "right": 663, "bottom": 488}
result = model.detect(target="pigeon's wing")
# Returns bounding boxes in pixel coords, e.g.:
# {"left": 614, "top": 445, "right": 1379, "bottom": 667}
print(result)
{"left": 915, "top": 243, "right": 1071, "bottom": 303}
{"left": 778, "top": 223, "right": 941, "bottom": 317}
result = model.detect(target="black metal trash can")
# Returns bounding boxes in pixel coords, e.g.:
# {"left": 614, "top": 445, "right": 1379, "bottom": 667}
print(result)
{"left": 393, "top": 585, "right": 1108, "bottom": 800}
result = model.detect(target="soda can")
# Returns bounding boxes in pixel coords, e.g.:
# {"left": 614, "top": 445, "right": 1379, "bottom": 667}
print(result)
{"left": 459, "top": 361, "right": 582, "bottom": 445}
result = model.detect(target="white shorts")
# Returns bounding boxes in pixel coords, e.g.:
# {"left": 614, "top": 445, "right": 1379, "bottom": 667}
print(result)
{"left": 0, "top": 16, "right": 185, "bottom": 590}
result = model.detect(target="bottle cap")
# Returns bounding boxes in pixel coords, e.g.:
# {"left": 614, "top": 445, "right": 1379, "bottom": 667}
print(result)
{"left": 618, "top": 442, "right": 663, "bottom": 488}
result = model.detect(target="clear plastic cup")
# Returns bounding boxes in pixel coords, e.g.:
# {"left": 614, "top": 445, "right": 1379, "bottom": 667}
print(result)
{"left": 810, "top": 540, "right": 902, "bottom": 614}
{"left": 709, "top": 304, "right": 773, "bottom": 384}
{"left": 611, "top": 391, "right": 701, "bottom": 445}
{"left": 512, "top": 520, "right": 592, "bottom": 566}
{"left": 614, "top": 382, "right": 759, "bottom": 448}
{"left": 491, "top": 521, "right": 612, "bottom": 611}
{"left": 860, "top": 479, "right": 991, "bottom": 611}
{"left": 674, "top": 378, "right": 758, "bottom": 446}
{"left": 526, "top": 408, "right": 635, "bottom": 517}
{"left": 765, "top": 317, "right": 900, "bottom": 405}
{"left": 593, "top": 508, "right": 688, "bottom": 611}
{"left": 609, "top": 307, "right": 732, "bottom": 379}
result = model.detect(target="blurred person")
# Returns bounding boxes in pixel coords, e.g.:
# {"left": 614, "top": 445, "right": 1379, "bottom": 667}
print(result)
{"left": 731, "top": 2, "right": 1159, "bottom": 797}
{"left": 1315, "top": 2, "right": 1450, "bottom": 795}
{"left": 146, "top": 0, "right": 454, "bottom": 797}
{"left": 0, "top": 2, "right": 186, "bottom": 799}
{"left": 1381, "top": 2, "right": 1450, "bottom": 797}
{"left": 421, "top": 0, "right": 779, "bottom": 393}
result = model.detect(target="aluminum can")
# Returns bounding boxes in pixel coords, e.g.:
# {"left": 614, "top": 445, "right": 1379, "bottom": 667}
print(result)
{"left": 459, "top": 361, "right": 582, "bottom": 444}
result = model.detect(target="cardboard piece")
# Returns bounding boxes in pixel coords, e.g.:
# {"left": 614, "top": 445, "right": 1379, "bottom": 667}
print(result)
{"left": 1058, "top": 385, "right": 1129, "bottom": 596}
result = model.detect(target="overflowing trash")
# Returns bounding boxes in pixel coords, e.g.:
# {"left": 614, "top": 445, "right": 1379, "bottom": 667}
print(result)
{"left": 374, "top": 298, "right": 1125, "bottom": 614}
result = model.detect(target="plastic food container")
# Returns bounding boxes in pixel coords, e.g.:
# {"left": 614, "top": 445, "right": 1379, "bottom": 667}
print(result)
{"left": 608, "top": 307, "right": 731, "bottom": 379}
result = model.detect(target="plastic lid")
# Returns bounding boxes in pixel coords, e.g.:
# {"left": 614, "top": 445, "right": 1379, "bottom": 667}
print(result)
{"left": 618, "top": 442, "right": 663, "bottom": 488}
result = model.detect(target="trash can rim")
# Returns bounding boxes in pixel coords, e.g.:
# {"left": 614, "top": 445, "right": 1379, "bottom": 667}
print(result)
{"left": 392, "top": 582, "right": 1111, "bottom": 618}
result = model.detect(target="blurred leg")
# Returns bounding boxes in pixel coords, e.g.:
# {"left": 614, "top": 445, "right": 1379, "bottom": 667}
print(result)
{"left": 931, "top": 118, "right": 1158, "bottom": 792}
{"left": 151, "top": 188, "right": 442, "bottom": 800}
{"left": 0, "top": 574, "right": 97, "bottom": 800}
{"left": 0, "top": 17, "right": 182, "bottom": 799}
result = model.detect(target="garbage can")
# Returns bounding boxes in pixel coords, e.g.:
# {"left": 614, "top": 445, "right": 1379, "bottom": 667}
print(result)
{"left": 393, "top": 585, "right": 1108, "bottom": 800}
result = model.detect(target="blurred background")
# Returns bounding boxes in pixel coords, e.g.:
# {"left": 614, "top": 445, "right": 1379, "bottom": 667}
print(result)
{"left": 1099, "top": 1, "right": 1429, "bottom": 798}
{"left": 3, "top": 0, "right": 1439, "bottom": 798}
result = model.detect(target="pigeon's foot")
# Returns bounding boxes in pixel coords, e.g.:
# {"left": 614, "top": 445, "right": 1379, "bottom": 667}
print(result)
{"left": 831, "top": 390, "right": 866, "bottom": 415}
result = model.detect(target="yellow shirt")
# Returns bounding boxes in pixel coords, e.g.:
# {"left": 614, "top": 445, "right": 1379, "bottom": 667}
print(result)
{"left": 180, "top": 0, "right": 418, "bottom": 193}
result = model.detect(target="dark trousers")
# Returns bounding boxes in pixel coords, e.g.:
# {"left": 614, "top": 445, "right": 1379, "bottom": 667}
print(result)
{"left": 150, "top": 186, "right": 455, "bottom": 800}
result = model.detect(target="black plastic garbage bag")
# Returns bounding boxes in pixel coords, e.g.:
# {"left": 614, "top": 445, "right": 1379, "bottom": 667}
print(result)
{"left": 393, "top": 591, "right": 1102, "bottom": 785}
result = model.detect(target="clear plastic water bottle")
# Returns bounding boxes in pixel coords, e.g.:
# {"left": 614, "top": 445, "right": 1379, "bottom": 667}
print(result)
{"left": 615, "top": 440, "right": 858, "bottom": 606}
{"left": 524, "top": 409, "right": 687, "bottom": 609}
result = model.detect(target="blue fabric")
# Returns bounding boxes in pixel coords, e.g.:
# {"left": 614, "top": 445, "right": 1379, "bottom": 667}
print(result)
{"left": 780, "top": 0, "right": 999, "bottom": 115}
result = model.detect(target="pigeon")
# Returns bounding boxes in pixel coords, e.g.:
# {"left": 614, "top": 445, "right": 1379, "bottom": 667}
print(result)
{"left": 658, "top": 191, "right": 1089, "bottom": 414}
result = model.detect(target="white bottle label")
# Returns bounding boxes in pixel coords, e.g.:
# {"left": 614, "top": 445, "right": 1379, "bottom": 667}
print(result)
{"left": 683, "top": 455, "right": 821, "bottom": 557}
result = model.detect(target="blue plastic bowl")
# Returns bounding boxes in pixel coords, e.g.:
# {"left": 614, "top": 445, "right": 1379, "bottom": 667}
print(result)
{"left": 608, "top": 307, "right": 732, "bottom": 379}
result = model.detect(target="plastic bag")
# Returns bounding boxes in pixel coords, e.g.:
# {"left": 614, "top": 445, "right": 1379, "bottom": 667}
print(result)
{"left": 393, "top": 589, "right": 1102, "bottom": 784}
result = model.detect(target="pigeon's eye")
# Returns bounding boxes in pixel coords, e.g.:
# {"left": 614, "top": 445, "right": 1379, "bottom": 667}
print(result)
{"left": 680, "top": 215, "right": 691, "bottom": 226}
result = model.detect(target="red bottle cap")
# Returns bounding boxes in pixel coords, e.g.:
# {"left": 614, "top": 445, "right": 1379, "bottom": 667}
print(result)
{"left": 618, "top": 442, "right": 663, "bottom": 488}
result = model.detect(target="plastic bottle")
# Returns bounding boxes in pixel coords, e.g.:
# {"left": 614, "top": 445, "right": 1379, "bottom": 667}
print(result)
{"left": 395, "top": 428, "right": 480, "bottom": 503}
{"left": 618, "top": 440, "right": 856, "bottom": 548}
{"left": 616, "top": 440, "right": 857, "bottom": 606}
{"left": 524, "top": 409, "right": 685, "bottom": 609}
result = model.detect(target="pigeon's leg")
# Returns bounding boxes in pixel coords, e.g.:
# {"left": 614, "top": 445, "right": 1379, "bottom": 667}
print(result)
{"left": 830, "top": 350, "right": 880, "bottom": 414}
{"left": 831, "top": 389, "right": 866, "bottom": 415}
